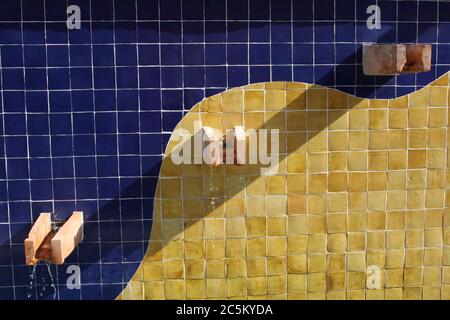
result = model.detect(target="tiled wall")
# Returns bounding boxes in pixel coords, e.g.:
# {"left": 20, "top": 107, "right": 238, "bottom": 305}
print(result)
{"left": 0, "top": 0, "right": 449, "bottom": 300}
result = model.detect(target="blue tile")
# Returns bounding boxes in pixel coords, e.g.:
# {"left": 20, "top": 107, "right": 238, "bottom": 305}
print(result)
{"left": 70, "top": 45, "right": 92, "bottom": 66}
{"left": 50, "top": 114, "right": 72, "bottom": 134}
{"left": 94, "top": 68, "right": 116, "bottom": 89}
{"left": 3, "top": 69, "right": 24, "bottom": 90}
{"left": 23, "top": 23, "right": 45, "bottom": 45}
{"left": 119, "top": 134, "right": 140, "bottom": 155}
{"left": 70, "top": 68, "right": 93, "bottom": 89}
{"left": 76, "top": 178, "right": 97, "bottom": 199}
{"left": 7, "top": 159, "right": 29, "bottom": 180}
{"left": 205, "top": 21, "right": 227, "bottom": 43}
{"left": 161, "top": 44, "right": 182, "bottom": 65}
{"left": 206, "top": 66, "right": 227, "bottom": 87}
{"left": 139, "top": 45, "right": 160, "bottom": 65}
{"left": 398, "top": 1, "right": 418, "bottom": 22}
{"left": 205, "top": 0, "right": 226, "bottom": 19}
{"left": 30, "top": 159, "right": 52, "bottom": 179}
{"left": 250, "top": 44, "right": 270, "bottom": 64}
{"left": 228, "top": 22, "right": 248, "bottom": 42}
{"left": 114, "top": 0, "right": 136, "bottom": 20}
{"left": 91, "top": 0, "right": 113, "bottom": 20}
{"left": 336, "top": 22, "right": 355, "bottom": 42}
{"left": 96, "top": 113, "right": 117, "bottom": 134}
{"left": 97, "top": 135, "right": 118, "bottom": 156}
{"left": 99, "top": 199, "right": 121, "bottom": 220}
{"left": 75, "top": 157, "right": 97, "bottom": 178}
{"left": 228, "top": 0, "right": 248, "bottom": 20}
{"left": 97, "top": 156, "right": 118, "bottom": 178}
{"left": 205, "top": 44, "right": 226, "bottom": 65}
{"left": 419, "top": 1, "right": 437, "bottom": 21}
{"left": 74, "top": 135, "right": 96, "bottom": 156}
{"left": 3, "top": 92, "right": 24, "bottom": 112}
{"left": 137, "top": 22, "right": 159, "bottom": 43}
{"left": 48, "top": 68, "right": 70, "bottom": 90}
{"left": 53, "top": 158, "right": 74, "bottom": 178}
{"left": 116, "top": 45, "right": 137, "bottom": 66}
{"left": 31, "top": 180, "right": 53, "bottom": 201}
{"left": 1, "top": 46, "right": 23, "bottom": 67}
{"left": 336, "top": 0, "right": 354, "bottom": 20}
{"left": 29, "top": 136, "right": 50, "bottom": 157}
{"left": 272, "top": 44, "right": 292, "bottom": 65}
{"left": 73, "top": 113, "right": 95, "bottom": 134}
{"left": 271, "top": 22, "right": 291, "bottom": 43}
{"left": 293, "top": 22, "right": 313, "bottom": 43}
{"left": 183, "top": 22, "right": 205, "bottom": 43}
{"left": 161, "top": 67, "right": 182, "bottom": 88}
{"left": 8, "top": 180, "right": 30, "bottom": 201}
{"left": 250, "top": 0, "right": 270, "bottom": 20}
{"left": 315, "top": 22, "right": 334, "bottom": 43}
{"left": 4, "top": 114, "right": 26, "bottom": 135}
{"left": 160, "top": 22, "right": 181, "bottom": 43}
{"left": 73, "top": 90, "right": 95, "bottom": 112}
{"left": 227, "top": 44, "right": 248, "bottom": 65}
{"left": 53, "top": 179, "right": 75, "bottom": 200}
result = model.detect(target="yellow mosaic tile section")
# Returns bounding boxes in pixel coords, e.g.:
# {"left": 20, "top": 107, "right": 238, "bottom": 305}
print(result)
{"left": 120, "top": 74, "right": 450, "bottom": 300}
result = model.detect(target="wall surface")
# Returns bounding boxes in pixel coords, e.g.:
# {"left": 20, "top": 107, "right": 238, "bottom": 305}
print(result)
{"left": 0, "top": 0, "right": 449, "bottom": 300}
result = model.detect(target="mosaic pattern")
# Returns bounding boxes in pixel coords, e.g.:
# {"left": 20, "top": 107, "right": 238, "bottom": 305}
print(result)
{"left": 123, "top": 74, "right": 450, "bottom": 300}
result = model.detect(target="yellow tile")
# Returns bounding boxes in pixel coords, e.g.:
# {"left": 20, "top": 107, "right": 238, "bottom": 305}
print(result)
{"left": 267, "top": 236, "right": 287, "bottom": 256}
{"left": 226, "top": 239, "right": 246, "bottom": 257}
{"left": 369, "top": 109, "right": 387, "bottom": 129}
{"left": 347, "top": 252, "right": 366, "bottom": 271}
{"left": 287, "top": 274, "right": 306, "bottom": 294}
{"left": 307, "top": 88, "right": 328, "bottom": 110}
{"left": 286, "top": 89, "right": 306, "bottom": 110}
{"left": 222, "top": 90, "right": 243, "bottom": 112}
{"left": 328, "top": 233, "right": 347, "bottom": 252}
{"left": 166, "top": 280, "right": 186, "bottom": 300}
{"left": 349, "top": 109, "right": 368, "bottom": 129}
{"left": 389, "top": 109, "right": 408, "bottom": 129}
{"left": 185, "top": 259, "right": 205, "bottom": 279}
{"left": 265, "top": 90, "right": 286, "bottom": 111}
{"left": 307, "top": 273, "right": 326, "bottom": 292}
{"left": 287, "top": 111, "right": 306, "bottom": 131}
{"left": 247, "top": 277, "right": 267, "bottom": 296}
{"left": 267, "top": 276, "right": 286, "bottom": 295}
{"left": 227, "top": 278, "right": 246, "bottom": 298}
{"left": 244, "top": 90, "right": 264, "bottom": 111}
{"left": 207, "top": 279, "right": 226, "bottom": 298}
{"left": 144, "top": 281, "right": 165, "bottom": 300}
{"left": 429, "top": 86, "right": 448, "bottom": 107}
{"left": 327, "top": 273, "right": 346, "bottom": 291}
{"left": 287, "top": 254, "right": 307, "bottom": 273}
{"left": 267, "top": 256, "right": 287, "bottom": 275}
{"left": 308, "top": 254, "right": 326, "bottom": 273}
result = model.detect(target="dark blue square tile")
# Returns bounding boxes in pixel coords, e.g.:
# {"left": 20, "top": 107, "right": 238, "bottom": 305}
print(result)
{"left": 183, "top": 22, "right": 204, "bottom": 43}
{"left": 23, "top": 23, "right": 45, "bottom": 45}
{"left": 205, "top": 44, "right": 226, "bottom": 65}
{"left": 227, "top": 44, "right": 248, "bottom": 65}
{"left": 48, "top": 68, "right": 70, "bottom": 90}
{"left": 73, "top": 113, "right": 95, "bottom": 134}
{"left": 27, "top": 91, "right": 48, "bottom": 113}
{"left": 1, "top": 45, "right": 23, "bottom": 67}
{"left": 96, "top": 135, "right": 117, "bottom": 155}
{"left": 30, "top": 159, "right": 52, "bottom": 179}
{"left": 71, "top": 68, "right": 93, "bottom": 89}
{"left": 7, "top": 159, "right": 29, "bottom": 180}
{"left": 47, "top": 46, "right": 69, "bottom": 67}
{"left": 31, "top": 180, "right": 53, "bottom": 201}
{"left": 205, "top": 0, "right": 226, "bottom": 19}
{"left": 3, "top": 92, "right": 24, "bottom": 112}
{"left": 119, "top": 134, "right": 140, "bottom": 155}
{"left": 5, "top": 137, "right": 27, "bottom": 158}
{"left": 28, "top": 136, "right": 50, "bottom": 157}
{"left": 75, "top": 157, "right": 97, "bottom": 178}
{"left": 116, "top": 45, "right": 137, "bottom": 66}
{"left": 92, "top": 22, "right": 114, "bottom": 43}
{"left": 139, "top": 45, "right": 160, "bottom": 65}
{"left": 53, "top": 158, "right": 74, "bottom": 178}
{"left": 53, "top": 179, "right": 75, "bottom": 200}
{"left": 161, "top": 44, "right": 182, "bottom": 65}
{"left": 74, "top": 135, "right": 95, "bottom": 156}
{"left": 94, "top": 68, "right": 116, "bottom": 89}
{"left": 76, "top": 178, "right": 97, "bottom": 199}
{"left": 271, "top": 22, "right": 291, "bottom": 43}
{"left": 137, "top": 22, "right": 159, "bottom": 43}
{"left": 272, "top": 44, "right": 292, "bottom": 64}
{"left": 228, "top": 22, "right": 248, "bottom": 42}
{"left": 205, "top": 21, "right": 227, "bottom": 43}
{"left": 250, "top": 0, "right": 270, "bottom": 19}
{"left": 4, "top": 114, "right": 26, "bottom": 135}
{"left": 70, "top": 45, "right": 92, "bottom": 66}
{"left": 161, "top": 67, "right": 182, "bottom": 88}
{"left": 3, "top": 69, "right": 24, "bottom": 90}
{"left": 160, "top": 22, "right": 181, "bottom": 43}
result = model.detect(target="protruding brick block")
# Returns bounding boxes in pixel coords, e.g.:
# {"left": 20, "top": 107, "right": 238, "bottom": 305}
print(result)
{"left": 363, "top": 44, "right": 431, "bottom": 75}
{"left": 51, "top": 212, "right": 84, "bottom": 265}
{"left": 224, "top": 126, "right": 246, "bottom": 165}
{"left": 202, "top": 126, "right": 223, "bottom": 166}
{"left": 24, "top": 213, "right": 51, "bottom": 265}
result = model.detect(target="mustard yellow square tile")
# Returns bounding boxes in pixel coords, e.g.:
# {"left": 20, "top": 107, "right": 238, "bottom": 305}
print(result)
{"left": 287, "top": 274, "right": 306, "bottom": 294}
{"left": 328, "top": 111, "right": 348, "bottom": 130}
{"left": 429, "top": 86, "right": 448, "bottom": 107}
{"left": 185, "top": 280, "right": 206, "bottom": 299}
{"left": 226, "top": 259, "right": 247, "bottom": 278}
{"left": 368, "top": 211, "right": 386, "bottom": 230}
{"left": 327, "top": 233, "right": 347, "bottom": 253}
{"left": 267, "top": 195, "right": 287, "bottom": 216}
{"left": 409, "top": 87, "right": 428, "bottom": 108}
{"left": 367, "top": 231, "right": 385, "bottom": 250}
{"left": 389, "top": 95, "right": 408, "bottom": 109}
{"left": 369, "top": 130, "right": 387, "bottom": 150}
{"left": 244, "top": 90, "right": 264, "bottom": 111}
{"left": 185, "top": 259, "right": 205, "bottom": 279}
{"left": 368, "top": 172, "right": 387, "bottom": 191}
{"left": 226, "top": 239, "right": 246, "bottom": 258}
{"left": 426, "top": 189, "right": 445, "bottom": 208}
{"left": 165, "top": 280, "right": 186, "bottom": 300}
{"left": 443, "top": 284, "right": 450, "bottom": 299}
{"left": 267, "top": 217, "right": 286, "bottom": 236}
{"left": 222, "top": 90, "right": 243, "bottom": 113}
{"left": 427, "top": 128, "right": 446, "bottom": 148}
{"left": 424, "top": 247, "right": 442, "bottom": 266}
{"left": 386, "top": 231, "right": 405, "bottom": 250}
{"left": 329, "top": 152, "right": 348, "bottom": 171}
{"left": 369, "top": 109, "right": 387, "bottom": 129}
{"left": 307, "top": 88, "right": 327, "bottom": 110}
{"left": 308, "top": 173, "right": 327, "bottom": 193}
{"left": 267, "top": 256, "right": 286, "bottom": 275}
{"left": 327, "top": 273, "right": 346, "bottom": 291}
{"left": 423, "top": 267, "right": 441, "bottom": 286}
{"left": 369, "top": 99, "right": 389, "bottom": 109}
{"left": 308, "top": 254, "right": 326, "bottom": 273}
{"left": 246, "top": 217, "right": 266, "bottom": 237}
{"left": 226, "top": 278, "right": 246, "bottom": 298}
{"left": 144, "top": 281, "right": 165, "bottom": 300}
{"left": 348, "top": 232, "right": 366, "bottom": 252}
{"left": 164, "top": 260, "right": 184, "bottom": 279}
{"left": 247, "top": 277, "right": 267, "bottom": 296}
{"left": 287, "top": 132, "right": 307, "bottom": 153}
{"left": 367, "top": 251, "right": 385, "bottom": 267}
{"left": 287, "top": 174, "right": 307, "bottom": 194}
{"left": 206, "top": 260, "right": 225, "bottom": 279}
{"left": 368, "top": 151, "right": 388, "bottom": 170}
{"left": 287, "top": 215, "right": 306, "bottom": 235}
{"left": 307, "top": 215, "right": 326, "bottom": 234}
{"left": 348, "top": 173, "right": 367, "bottom": 192}
{"left": 143, "top": 261, "right": 164, "bottom": 281}
{"left": 247, "top": 257, "right": 266, "bottom": 276}
{"left": 307, "top": 111, "right": 327, "bottom": 131}
{"left": 408, "top": 150, "right": 426, "bottom": 169}
{"left": 287, "top": 194, "right": 307, "bottom": 215}
{"left": 403, "top": 287, "right": 422, "bottom": 300}
{"left": 287, "top": 153, "right": 306, "bottom": 173}
{"left": 349, "top": 96, "right": 368, "bottom": 109}
{"left": 366, "top": 290, "right": 385, "bottom": 300}
{"left": 183, "top": 200, "right": 203, "bottom": 220}
{"left": 388, "top": 130, "right": 407, "bottom": 149}
{"left": 267, "top": 175, "right": 286, "bottom": 194}
{"left": 404, "top": 268, "right": 422, "bottom": 287}
{"left": 328, "top": 253, "right": 346, "bottom": 272}
{"left": 264, "top": 111, "right": 285, "bottom": 131}
{"left": 422, "top": 286, "right": 441, "bottom": 300}
{"left": 267, "top": 236, "right": 287, "bottom": 256}
{"left": 367, "top": 192, "right": 386, "bottom": 211}
{"left": 267, "top": 276, "right": 286, "bottom": 295}
{"left": 205, "top": 239, "right": 225, "bottom": 259}
{"left": 386, "top": 250, "right": 405, "bottom": 269}
{"left": 349, "top": 109, "right": 368, "bottom": 130}
{"left": 244, "top": 112, "right": 265, "bottom": 129}
{"left": 288, "top": 235, "right": 308, "bottom": 254}
{"left": 389, "top": 109, "right": 408, "bottom": 129}
{"left": 406, "top": 210, "right": 425, "bottom": 229}
{"left": 287, "top": 254, "right": 307, "bottom": 273}
{"left": 307, "top": 292, "right": 326, "bottom": 300}
{"left": 348, "top": 151, "right": 367, "bottom": 171}
{"left": 144, "top": 241, "right": 163, "bottom": 261}
{"left": 385, "top": 288, "right": 403, "bottom": 300}
{"left": 347, "top": 212, "right": 367, "bottom": 232}
{"left": 425, "top": 210, "right": 443, "bottom": 228}
{"left": 226, "top": 217, "right": 246, "bottom": 238}
{"left": 429, "top": 108, "right": 447, "bottom": 127}
{"left": 349, "top": 131, "right": 368, "bottom": 151}
{"left": 308, "top": 234, "right": 327, "bottom": 253}
{"left": 327, "top": 214, "right": 347, "bottom": 233}
{"left": 308, "top": 153, "right": 327, "bottom": 173}
{"left": 407, "top": 170, "right": 426, "bottom": 190}
{"left": 184, "top": 220, "right": 204, "bottom": 240}
{"left": 388, "top": 150, "right": 406, "bottom": 171}
{"left": 286, "top": 89, "right": 306, "bottom": 110}
{"left": 388, "top": 171, "right": 406, "bottom": 190}
{"left": 206, "top": 279, "right": 226, "bottom": 298}
{"left": 201, "top": 95, "right": 222, "bottom": 113}
{"left": 185, "top": 240, "right": 204, "bottom": 259}
{"left": 348, "top": 191, "right": 367, "bottom": 212}
{"left": 307, "top": 273, "right": 326, "bottom": 292}
{"left": 287, "top": 111, "right": 306, "bottom": 131}
{"left": 409, "top": 108, "right": 427, "bottom": 128}
{"left": 347, "top": 252, "right": 366, "bottom": 271}
{"left": 204, "top": 219, "right": 225, "bottom": 239}
{"left": 329, "top": 132, "right": 348, "bottom": 151}
{"left": 385, "top": 269, "right": 403, "bottom": 288}
{"left": 246, "top": 197, "right": 266, "bottom": 216}
{"left": 405, "top": 248, "right": 422, "bottom": 265}
{"left": 328, "top": 90, "right": 348, "bottom": 109}
{"left": 387, "top": 190, "right": 406, "bottom": 210}
{"left": 224, "top": 198, "right": 246, "bottom": 218}
{"left": 162, "top": 199, "right": 182, "bottom": 219}
{"left": 163, "top": 239, "right": 184, "bottom": 259}
{"left": 444, "top": 248, "right": 450, "bottom": 265}
{"left": 307, "top": 131, "right": 327, "bottom": 152}
{"left": 201, "top": 113, "right": 223, "bottom": 130}
{"left": 428, "top": 149, "right": 446, "bottom": 169}
{"left": 408, "top": 129, "right": 427, "bottom": 148}
{"left": 265, "top": 90, "right": 286, "bottom": 111}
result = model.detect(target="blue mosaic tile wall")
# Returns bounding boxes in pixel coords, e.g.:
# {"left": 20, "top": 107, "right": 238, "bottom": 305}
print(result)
{"left": 0, "top": 0, "right": 449, "bottom": 300}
